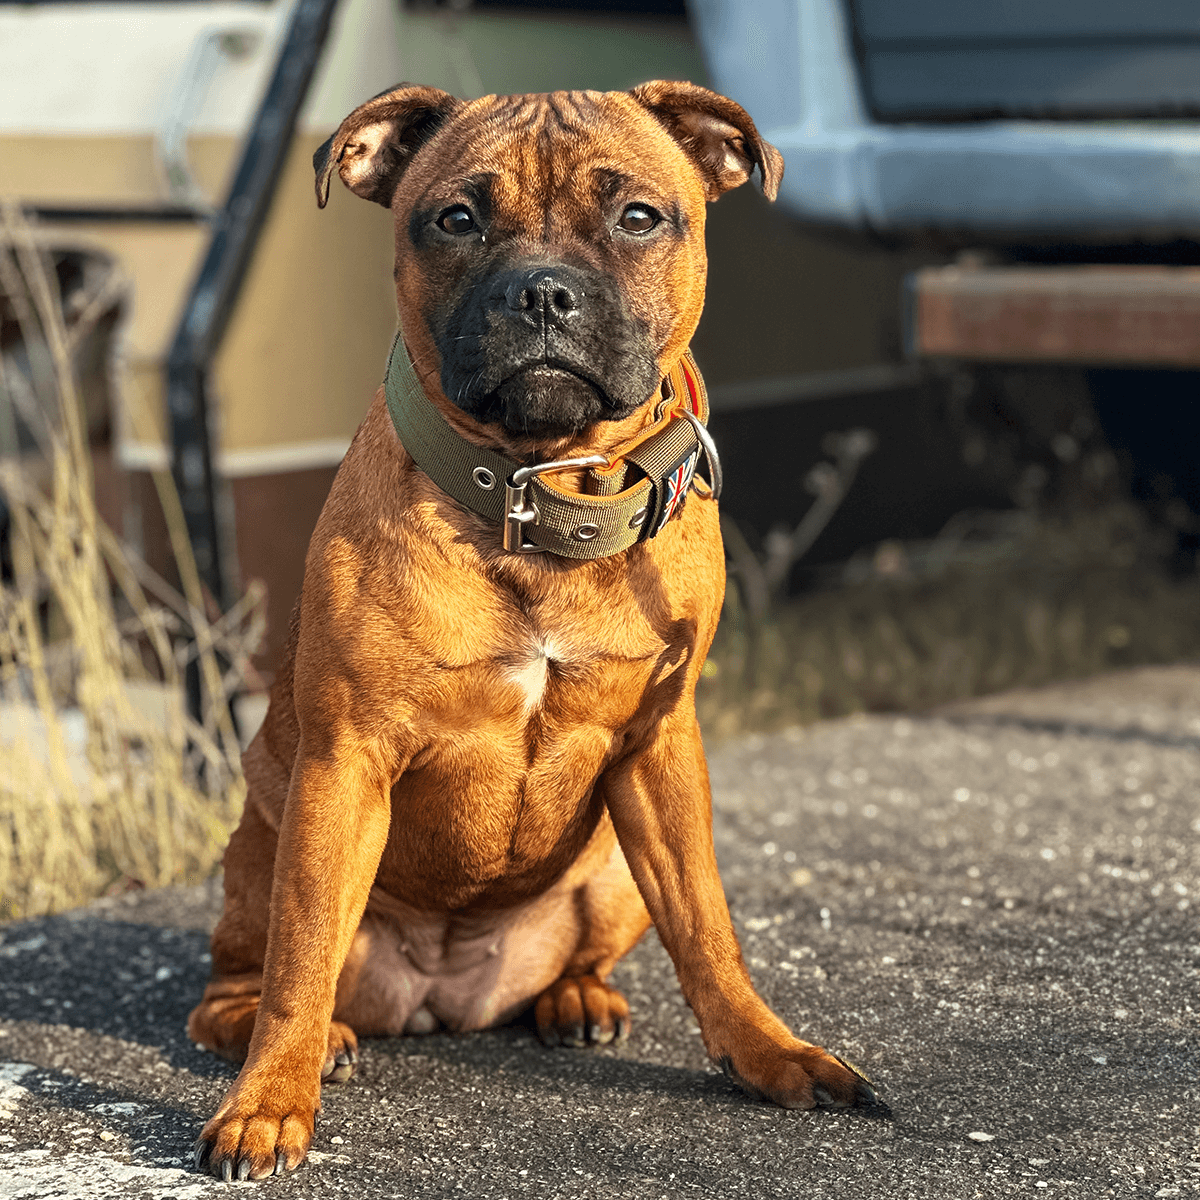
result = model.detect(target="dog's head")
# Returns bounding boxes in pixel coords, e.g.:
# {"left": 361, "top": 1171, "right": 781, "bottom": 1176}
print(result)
{"left": 315, "top": 82, "right": 781, "bottom": 442}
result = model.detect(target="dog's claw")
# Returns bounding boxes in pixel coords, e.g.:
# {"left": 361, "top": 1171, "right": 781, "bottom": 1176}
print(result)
{"left": 192, "top": 1137, "right": 211, "bottom": 1172}
{"left": 829, "top": 1053, "right": 890, "bottom": 1114}
{"left": 320, "top": 1036, "right": 359, "bottom": 1084}
{"left": 853, "top": 1078, "right": 891, "bottom": 1116}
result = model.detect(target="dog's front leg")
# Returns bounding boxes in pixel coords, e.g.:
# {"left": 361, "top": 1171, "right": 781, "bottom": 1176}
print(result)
{"left": 195, "top": 745, "right": 392, "bottom": 1180}
{"left": 604, "top": 713, "right": 879, "bottom": 1111}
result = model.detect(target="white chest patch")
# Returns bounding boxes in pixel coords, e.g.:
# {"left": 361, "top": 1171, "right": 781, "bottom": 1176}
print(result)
{"left": 505, "top": 637, "right": 561, "bottom": 711}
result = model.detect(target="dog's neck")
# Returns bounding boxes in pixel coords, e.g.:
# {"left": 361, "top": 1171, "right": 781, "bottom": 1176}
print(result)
{"left": 383, "top": 333, "right": 720, "bottom": 560}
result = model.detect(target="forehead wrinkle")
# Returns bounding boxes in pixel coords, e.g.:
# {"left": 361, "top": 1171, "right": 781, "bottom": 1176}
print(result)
{"left": 430, "top": 90, "right": 698, "bottom": 243}
{"left": 484, "top": 141, "right": 548, "bottom": 238}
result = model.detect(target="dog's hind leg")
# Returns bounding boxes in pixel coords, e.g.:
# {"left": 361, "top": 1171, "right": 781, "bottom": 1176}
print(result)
{"left": 188, "top": 973, "right": 262, "bottom": 1063}
{"left": 535, "top": 974, "right": 631, "bottom": 1047}
{"left": 530, "top": 833, "right": 652, "bottom": 1048}
{"left": 189, "top": 974, "right": 360, "bottom": 1084}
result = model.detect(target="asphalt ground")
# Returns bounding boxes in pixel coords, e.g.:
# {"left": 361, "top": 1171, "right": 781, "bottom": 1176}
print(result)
{"left": 0, "top": 664, "right": 1197, "bottom": 1199}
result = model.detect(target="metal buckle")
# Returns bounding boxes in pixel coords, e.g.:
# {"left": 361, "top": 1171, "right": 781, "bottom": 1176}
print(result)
{"left": 503, "top": 454, "right": 607, "bottom": 553}
{"left": 679, "top": 409, "right": 723, "bottom": 500}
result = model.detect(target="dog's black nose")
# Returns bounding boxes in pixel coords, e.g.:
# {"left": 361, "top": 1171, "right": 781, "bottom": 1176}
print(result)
{"left": 504, "top": 268, "right": 580, "bottom": 318}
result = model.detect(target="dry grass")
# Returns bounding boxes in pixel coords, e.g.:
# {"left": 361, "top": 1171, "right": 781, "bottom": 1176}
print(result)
{"left": 699, "top": 503, "right": 1200, "bottom": 740}
{"left": 0, "top": 203, "right": 261, "bottom": 919}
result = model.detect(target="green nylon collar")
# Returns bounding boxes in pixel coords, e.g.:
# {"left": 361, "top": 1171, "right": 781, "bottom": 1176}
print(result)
{"left": 383, "top": 333, "right": 714, "bottom": 561}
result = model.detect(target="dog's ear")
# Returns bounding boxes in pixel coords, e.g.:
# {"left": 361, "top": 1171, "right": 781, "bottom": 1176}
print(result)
{"left": 314, "top": 84, "right": 462, "bottom": 209}
{"left": 628, "top": 80, "right": 783, "bottom": 202}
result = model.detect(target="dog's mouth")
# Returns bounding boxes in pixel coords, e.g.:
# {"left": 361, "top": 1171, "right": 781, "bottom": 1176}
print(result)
{"left": 484, "top": 362, "right": 626, "bottom": 435}
{"left": 437, "top": 259, "right": 663, "bottom": 435}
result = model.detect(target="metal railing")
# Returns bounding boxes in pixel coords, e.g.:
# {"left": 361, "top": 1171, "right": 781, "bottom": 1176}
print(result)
{"left": 165, "top": 0, "right": 340, "bottom": 618}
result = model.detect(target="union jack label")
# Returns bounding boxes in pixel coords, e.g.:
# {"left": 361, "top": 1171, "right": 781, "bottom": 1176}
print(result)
{"left": 655, "top": 448, "right": 699, "bottom": 534}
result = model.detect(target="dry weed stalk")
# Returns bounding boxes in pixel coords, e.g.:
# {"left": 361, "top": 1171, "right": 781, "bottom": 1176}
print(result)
{"left": 721, "top": 428, "right": 877, "bottom": 685}
{"left": 0, "top": 202, "right": 262, "bottom": 918}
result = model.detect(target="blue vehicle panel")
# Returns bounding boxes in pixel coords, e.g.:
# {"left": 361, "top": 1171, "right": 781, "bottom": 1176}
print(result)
{"left": 688, "top": 0, "right": 1200, "bottom": 238}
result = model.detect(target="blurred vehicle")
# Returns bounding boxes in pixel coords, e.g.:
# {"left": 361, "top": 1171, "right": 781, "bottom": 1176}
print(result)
{"left": 691, "top": 0, "right": 1200, "bottom": 545}
{"left": 690, "top": 0, "right": 1200, "bottom": 240}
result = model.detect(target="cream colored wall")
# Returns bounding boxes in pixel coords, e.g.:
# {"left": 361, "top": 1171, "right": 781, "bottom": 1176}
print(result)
{"left": 212, "top": 132, "right": 397, "bottom": 464}
{"left": 0, "top": 126, "right": 396, "bottom": 471}
{"left": 389, "top": 8, "right": 701, "bottom": 97}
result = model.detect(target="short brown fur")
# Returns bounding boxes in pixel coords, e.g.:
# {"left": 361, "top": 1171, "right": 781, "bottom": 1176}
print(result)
{"left": 190, "top": 81, "right": 874, "bottom": 1182}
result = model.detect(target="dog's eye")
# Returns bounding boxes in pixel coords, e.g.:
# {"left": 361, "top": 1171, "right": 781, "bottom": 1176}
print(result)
{"left": 437, "top": 206, "right": 477, "bottom": 235}
{"left": 618, "top": 205, "right": 659, "bottom": 234}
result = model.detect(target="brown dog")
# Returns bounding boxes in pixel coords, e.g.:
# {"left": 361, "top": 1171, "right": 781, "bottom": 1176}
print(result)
{"left": 189, "top": 80, "right": 878, "bottom": 1181}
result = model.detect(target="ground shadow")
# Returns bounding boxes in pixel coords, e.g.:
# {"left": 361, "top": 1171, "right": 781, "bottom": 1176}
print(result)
{"left": 0, "top": 913, "right": 228, "bottom": 1079}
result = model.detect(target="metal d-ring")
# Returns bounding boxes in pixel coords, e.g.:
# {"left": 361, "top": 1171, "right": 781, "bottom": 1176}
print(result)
{"left": 679, "top": 409, "right": 723, "bottom": 500}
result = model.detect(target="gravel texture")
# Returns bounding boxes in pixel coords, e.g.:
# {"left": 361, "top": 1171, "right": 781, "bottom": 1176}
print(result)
{"left": 0, "top": 664, "right": 1197, "bottom": 1198}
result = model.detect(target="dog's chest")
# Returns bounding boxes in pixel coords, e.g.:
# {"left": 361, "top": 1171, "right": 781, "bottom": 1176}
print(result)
{"left": 379, "top": 615, "right": 682, "bottom": 903}
{"left": 473, "top": 587, "right": 670, "bottom": 721}
{"left": 502, "top": 633, "right": 558, "bottom": 710}
{"left": 488, "top": 616, "right": 672, "bottom": 734}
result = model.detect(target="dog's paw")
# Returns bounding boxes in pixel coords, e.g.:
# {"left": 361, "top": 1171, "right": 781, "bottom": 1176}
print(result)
{"left": 535, "top": 974, "right": 630, "bottom": 1047}
{"left": 194, "top": 1023, "right": 357, "bottom": 1180}
{"left": 320, "top": 1020, "right": 359, "bottom": 1084}
{"left": 192, "top": 1085, "right": 317, "bottom": 1181}
{"left": 720, "top": 1037, "right": 887, "bottom": 1115}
